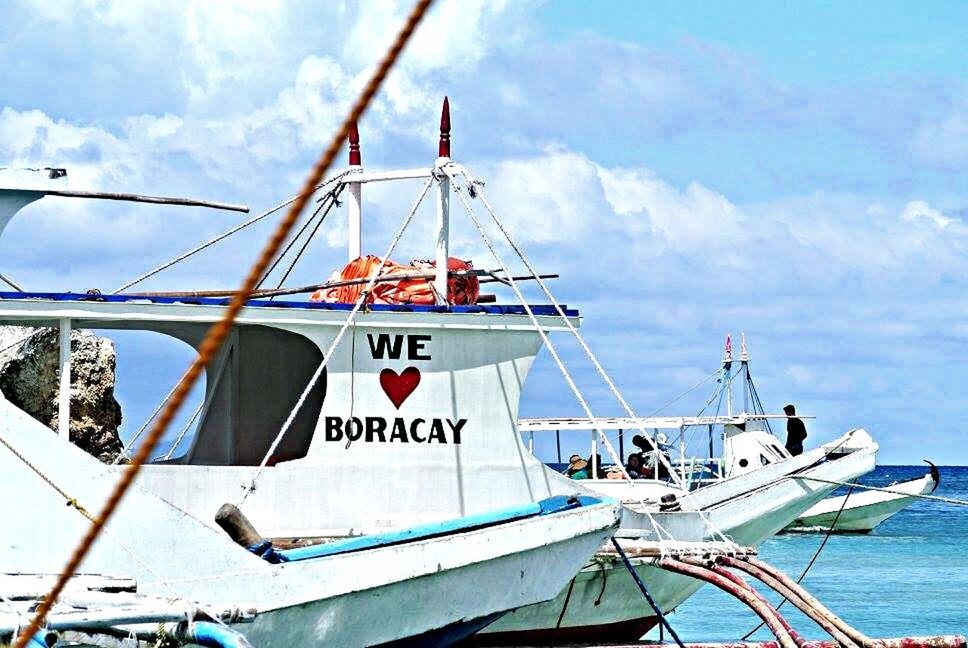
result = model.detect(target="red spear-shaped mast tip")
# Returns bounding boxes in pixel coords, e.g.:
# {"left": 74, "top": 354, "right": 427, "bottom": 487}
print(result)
{"left": 438, "top": 96, "right": 451, "bottom": 158}
{"left": 348, "top": 121, "right": 361, "bottom": 166}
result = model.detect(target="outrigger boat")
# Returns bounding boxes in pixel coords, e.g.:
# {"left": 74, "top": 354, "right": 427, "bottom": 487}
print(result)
{"left": 784, "top": 462, "right": 940, "bottom": 533}
{"left": 480, "top": 335, "right": 880, "bottom": 643}
{"left": 0, "top": 390, "right": 621, "bottom": 647}
{"left": 0, "top": 100, "right": 878, "bottom": 645}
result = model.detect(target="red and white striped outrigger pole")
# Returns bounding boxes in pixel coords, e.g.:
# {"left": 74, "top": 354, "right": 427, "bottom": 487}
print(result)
{"left": 606, "top": 546, "right": 965, "bottom": 648}
{"left": 599, "top": 541, "right": 963, "bottom": 648}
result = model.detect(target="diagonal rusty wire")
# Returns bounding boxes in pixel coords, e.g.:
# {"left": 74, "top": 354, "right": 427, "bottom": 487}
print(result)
{"left": 13, "top": 1, "right": 434, "bottom": 644}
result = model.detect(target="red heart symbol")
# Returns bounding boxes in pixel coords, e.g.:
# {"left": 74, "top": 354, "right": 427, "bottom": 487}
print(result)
{"left": 380, "top": 367, "right": 421, "bottom": 409}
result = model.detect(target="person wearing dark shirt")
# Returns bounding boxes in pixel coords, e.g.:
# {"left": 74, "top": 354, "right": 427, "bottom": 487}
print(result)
{"left": 784, "top": 404, "right": 807, "bottom": 456}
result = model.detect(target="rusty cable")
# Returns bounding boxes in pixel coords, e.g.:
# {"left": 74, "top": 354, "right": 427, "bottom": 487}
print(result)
{"left": 12, "top": 1, "right": 435, "bottom": 644}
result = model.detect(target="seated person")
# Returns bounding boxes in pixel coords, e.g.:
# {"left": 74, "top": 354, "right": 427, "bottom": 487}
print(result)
{"left": 625, "top": 452, "right": 649, "bottom": 479}
{"left": 565, "top": 454, "right": 590, "bottom": 480}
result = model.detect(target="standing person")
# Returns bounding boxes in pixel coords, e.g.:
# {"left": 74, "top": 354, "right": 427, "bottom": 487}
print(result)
{"left": 784, "top": 404, "right": 807, "bottom": 456}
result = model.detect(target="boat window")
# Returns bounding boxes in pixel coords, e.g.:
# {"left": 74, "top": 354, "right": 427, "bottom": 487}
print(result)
{"left": 180, "top": 324, "right": 326, "bottom": 466}
{"left": 738, "top": 458, "right": 749, "bottom": 468}
{"left": 760, "top": 454, "right": 771, "bottom": 466}
{"left": 90, "top": 323, "right": 325, "bottom": 466}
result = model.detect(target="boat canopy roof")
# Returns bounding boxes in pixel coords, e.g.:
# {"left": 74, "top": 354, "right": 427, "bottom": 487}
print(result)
{"left": 518, "top": 414, "right": 810, "bottom": 432}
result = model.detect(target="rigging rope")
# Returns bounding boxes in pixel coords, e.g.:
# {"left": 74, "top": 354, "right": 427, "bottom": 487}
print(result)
{"left": 237, "top": 176, "right": 434, "bottom": 506}
{"left": 13, "top": 2, "right": 434, "bottom": 643}
{"left": 444, "top": 167, "right": 632, "bottom": 483}
{"left": 257, "top": 184, "right": 344, "bottom": 290}
{"left": 110, "top": 172, "right": 350, "bottom": 295}
{"left": 450, "top": 167, "right": 735, "bottom": 546}
{"left": 611, "top": 538, "right": 687, "bottom": 648}
{"left": 455, "top": 167, "right": 688, "bottom": 489}
{"left": 741, "top": 485, "right": 855, "bottom": 640}
{"left": 798, "top": 476, "right": 968, "bottom": 507}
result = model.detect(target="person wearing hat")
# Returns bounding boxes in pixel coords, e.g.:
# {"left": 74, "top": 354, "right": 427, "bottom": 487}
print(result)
{"left": 565, "top": 454, "right": 590, "bottom": 480}
{"left": 784, "top": 404, "right": 807, "bottom": 456}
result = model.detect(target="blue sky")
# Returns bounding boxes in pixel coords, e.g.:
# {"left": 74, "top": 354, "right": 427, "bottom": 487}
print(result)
{"left": 0, "top": 0, "right": 965, "bottom": 464}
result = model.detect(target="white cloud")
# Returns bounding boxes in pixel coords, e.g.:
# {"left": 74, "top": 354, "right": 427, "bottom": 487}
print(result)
{"left": 901, "top": 200, "right": 956, "bottom": 230}
{"left": 599, "top": 167, "right": 745, "bottom": 248}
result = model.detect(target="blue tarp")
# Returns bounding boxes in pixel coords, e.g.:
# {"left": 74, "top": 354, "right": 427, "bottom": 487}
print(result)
{"left": 263, "top": 495, "right": 607, "bottom": 563}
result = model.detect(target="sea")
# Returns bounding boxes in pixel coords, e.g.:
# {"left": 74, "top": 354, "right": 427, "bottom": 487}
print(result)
{"left": 643, "top": 465, "right": 968, "bottom": 642}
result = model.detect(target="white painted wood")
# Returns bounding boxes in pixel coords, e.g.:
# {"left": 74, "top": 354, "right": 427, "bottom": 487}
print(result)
{"left": 0, "top": 295, "right": 578, "bottom": 332}
{"left": 58, "top": 318, "right": 71, "bottom": 439}
{"left": 0, "top": 404, "right": 620, "bottom": 646}
{"left": 786, "top": 470, "right": 936, "bottom": 532}
{"left": 347, "top": 167, "right": 363, "bottom": 261}
{"left": 518, "top": 414, "right": 814, "bottom": 431}
{"left": 434, "top": 171, "right": 450, "bottom": 303}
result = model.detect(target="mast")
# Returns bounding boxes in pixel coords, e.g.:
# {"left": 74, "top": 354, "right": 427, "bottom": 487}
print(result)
{"left": 434, "top": 97, "right": 451, "bottom": 304}
{"left": 723, "top": 334, "right": 733, "bottom": 418}
{"left": 347, "top": 121, "right": 363, "bottom": 261}
{"left": 741, "top": 332, "right": 749, "bottom": 414}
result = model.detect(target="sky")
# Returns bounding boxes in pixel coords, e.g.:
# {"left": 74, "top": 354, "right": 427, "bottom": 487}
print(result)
{"left": 0, "top": 0, "right": 965, "bottom": 464}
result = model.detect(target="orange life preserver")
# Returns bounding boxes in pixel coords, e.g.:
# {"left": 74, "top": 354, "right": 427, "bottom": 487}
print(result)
{"left": 309, "top": 256, "right": 479, "bottom": 306}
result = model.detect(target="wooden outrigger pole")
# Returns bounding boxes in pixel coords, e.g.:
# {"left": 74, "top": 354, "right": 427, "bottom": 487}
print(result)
{"left": 125, "top": 271, "right": 559, "bottom": 300}
{"left": 19, "top": 188, "right": 249, "bottom": 213}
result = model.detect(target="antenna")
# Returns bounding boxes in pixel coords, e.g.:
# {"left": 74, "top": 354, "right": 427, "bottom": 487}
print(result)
{"left": 438, "top": 96, "right": 451, "bottom": 158}
{"left": 434, "top": 97, "right": 452, "bottom": 303}
{"left": 348, "top": 121, "right": 362, "bottom": 166}
{"left": 347, "top": 121, "right": 363, "bottom": 261}
{"left": 723, "top": 334, "right": 733, "bottom": 417}
{"left": 741, "top": 332, "right": 750, "bottom": 414}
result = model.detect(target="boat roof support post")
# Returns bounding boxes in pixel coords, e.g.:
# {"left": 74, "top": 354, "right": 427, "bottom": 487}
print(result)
{"left": 433, "top": 97, "right": 452, "bottom": 305}
{"left": 58, "top": 318, "right": 71, "bottom": 440}
{"left": 347, "top": 122, "right": 363, "bottom": 262}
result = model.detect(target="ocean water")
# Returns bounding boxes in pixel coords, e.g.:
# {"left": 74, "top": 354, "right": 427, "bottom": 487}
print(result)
{"left": 647, "top": 465, "right": 968, "bottom": 642}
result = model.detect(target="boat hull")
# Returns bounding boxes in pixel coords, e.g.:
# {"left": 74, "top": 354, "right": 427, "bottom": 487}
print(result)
{"left": 784, "top": 471, "right": 937, "bottom": 533}
{"left": 0, "top": 393, "right": 622, "bottom": 648}
{"left": 475, "top": 432, "right": 878, "bottom": 644}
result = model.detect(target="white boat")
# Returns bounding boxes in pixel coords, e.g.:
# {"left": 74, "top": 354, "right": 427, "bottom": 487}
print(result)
{"left": 0, "top": 387, "right": 622, "bottom": 647}
{"left": 478, "top": 337, "right": 879, "bottom": 644}
{"left": 0, "top": 102, "right": 878, "bottom": 645}
{"left": 784, "top": 463, "right": 939, "bottom": 533}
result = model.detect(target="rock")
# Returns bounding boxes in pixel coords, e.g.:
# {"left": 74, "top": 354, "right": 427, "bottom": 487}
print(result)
{"left": 0, "top": 325, "right": 123, "bottom": 462}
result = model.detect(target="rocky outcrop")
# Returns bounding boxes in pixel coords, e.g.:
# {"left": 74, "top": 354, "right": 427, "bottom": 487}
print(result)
{"left": 0, "top": 325, "right": 123, "bottom": 462}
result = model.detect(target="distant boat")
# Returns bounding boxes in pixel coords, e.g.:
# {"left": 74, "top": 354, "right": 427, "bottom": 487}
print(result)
{"left": 784, "top": 462, "right": 939, "bottom": 533}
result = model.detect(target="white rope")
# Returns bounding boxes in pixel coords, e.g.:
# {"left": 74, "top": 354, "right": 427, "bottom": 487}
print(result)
{"left": 450, "top": 166, "right": 736, "bottom": 546}
{"left": 799, "top": 476, "right": 967, "bottom": 507}
{"left": 454, "top": 166, "right": 686, "bottom": 488}
{"left": 112, "top": 382, "right": 180, "bottom": 465}
{"left": 646, "top": 366, "right": 723, "bottom": 418}
{"left": 236, "top": 176, "right": 434, "bottom": 506}
{"left": 159, "top": 402, "right": 204, "bottom": 462}
{"left": 111, "top": 172, "right": 351, "bottom": 294}
{"left": 442, "top": 165, "right": 633, "bottom": 483}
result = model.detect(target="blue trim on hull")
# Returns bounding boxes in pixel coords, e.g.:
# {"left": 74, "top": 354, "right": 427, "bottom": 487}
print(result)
{"left": 0, "top": 291, "right": 579, "bottom": 317}
{"left": 253, "top": 495, "right": 609, "bottom": 563}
